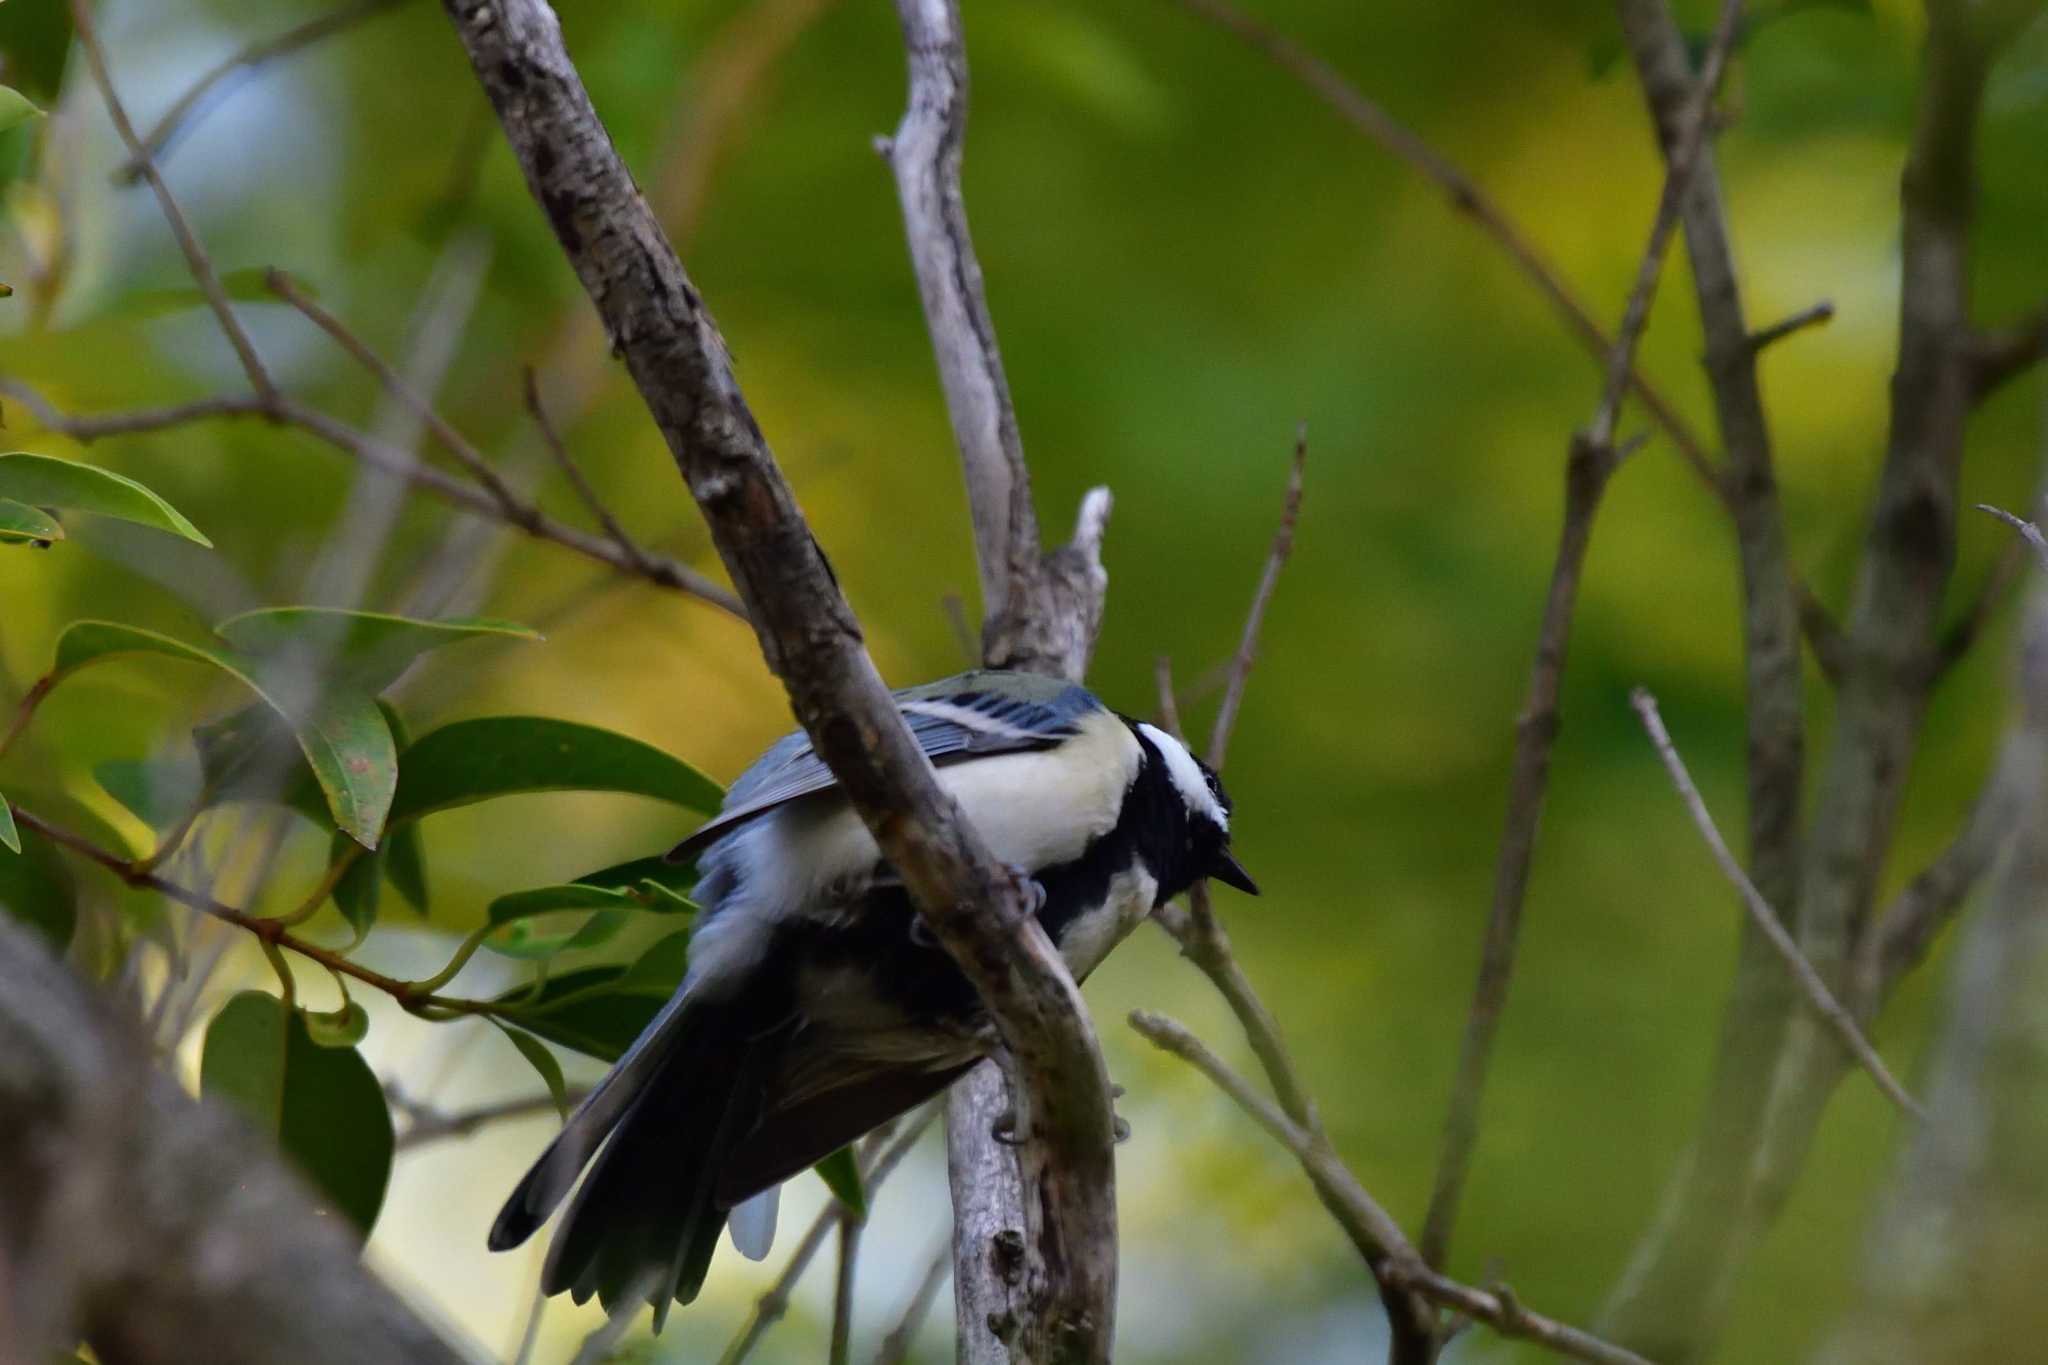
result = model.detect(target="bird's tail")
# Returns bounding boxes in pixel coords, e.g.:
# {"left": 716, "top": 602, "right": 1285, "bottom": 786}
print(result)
{"left": 487, "top": 993, "right": 777, "bottom": 1326}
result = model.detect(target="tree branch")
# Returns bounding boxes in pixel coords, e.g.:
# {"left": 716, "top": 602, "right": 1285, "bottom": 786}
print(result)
{"left": 1629, "top": 689, "right": 1922, "bottom": 1118}
{"left": 0, "top": 378, "right": 747, "bottom": 617}
{"left": 114, "top": 0, "right": 414, "bottom": 184}
{"left": 1128, "top": 1011, "right": 1653, "bottom": 1365}
{"left": 70, "top": 0, "right": 275, "bottom": 401}
{"left": 440, "top": 6, "right": 1117, "bottom": 1359}
{"left": 1422, "top": 0, "right": 1740, "bottom": 1267}
{"left": 878, "top": 3, "right": 1120, "bottom": 1359}
{"left": 0, "top": 918, "right": 465, "bottom": 1365}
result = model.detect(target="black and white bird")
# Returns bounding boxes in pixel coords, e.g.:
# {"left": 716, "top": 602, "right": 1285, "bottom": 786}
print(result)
{"left": 487, "top": 670, "right": 1256, "bottom": 1323}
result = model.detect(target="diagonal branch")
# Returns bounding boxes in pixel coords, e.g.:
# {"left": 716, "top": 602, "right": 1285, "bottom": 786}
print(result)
{"left": 70, "top": 0, "right": 275, "bottom": 400}
{"left": 0, "top": 379, "right": 746, "bottom": 617}
{"left": 440, "top": 7, "right": 1118, "bottom": 1360}
{"left": 1129, "top": 1011, "right": 1653, "bottom": 1365}
{"left": 1421, "top": 0, "right": 1741, "bottom": 1270}
{"left": 1629, "top": 689, "right": 1923, "bottom": 1119}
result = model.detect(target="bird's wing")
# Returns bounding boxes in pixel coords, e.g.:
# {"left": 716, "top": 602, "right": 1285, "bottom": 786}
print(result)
{"left": 667, "top": 673, "right": 1094, "bottom": 862}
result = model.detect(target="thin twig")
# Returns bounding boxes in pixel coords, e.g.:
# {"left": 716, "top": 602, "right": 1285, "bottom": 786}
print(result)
{"left": 1629, "top": 689, "right": 1925, "bottom": 1118}
{"left": 0, "top": 379, "right": 746, "bottom": 617}
{"left": 1129, "top": 1011, "right": 1652, "bottom": 1365}
{"left": 522, "top": 366, "right": 654, "bottom": 571}
{"left": 870, "top": 1236, "right": 951, "bottom": 1365}
{"left": 117, "top": 0, "right": 413, "bottom": 183}
{"left": 390, "top": 1087, "right": 593, "bottom": 1151}
{"left": 10, "top": 806, "right": 499, "bottom": 1019}
{"left": 1207, "top": 424, "right": 1306, "bottom": 772}
{"left": 1421, "top": 2, "right": 1742, "bottom": 1266}
{"left": 1746, "top": 300, "right": 1835, "bottom": 354}
{"left": 718, "top": 1109, "right": 936, "bottom": 1365}
{"left": 69, "top": 0, "right": 275, "bottom": 400}
{"left": 1967, "top": 303, "right": 2048, "bottom": 405}
{"left": 1975, "top": 503, "right": 2048, "bottom": 572}
{"left": 1171, "top": 0, "right": 1717, "bottom": 490}
{"left": 266, "top": 269, "right": 528, "bottom": 518}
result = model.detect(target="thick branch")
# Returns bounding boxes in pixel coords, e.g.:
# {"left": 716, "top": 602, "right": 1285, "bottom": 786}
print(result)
{"left": 439, "top": 7, "right": 1118, "bottom": 1360}
{"left": 0, "top": 919, "right": 464, "bottom": 1365}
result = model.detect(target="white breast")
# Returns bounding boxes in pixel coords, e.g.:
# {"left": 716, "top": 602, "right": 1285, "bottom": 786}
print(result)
{"left": 1058, "top": 863, "right": 1159, "bottom": 981}
{"left": 686, "top": 709, "right": 1142, "bottom": 993}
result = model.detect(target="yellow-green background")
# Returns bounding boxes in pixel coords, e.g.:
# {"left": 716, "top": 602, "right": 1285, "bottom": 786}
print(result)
{"left": 5, "top": 0, "right": 2047, "bottom": 1359}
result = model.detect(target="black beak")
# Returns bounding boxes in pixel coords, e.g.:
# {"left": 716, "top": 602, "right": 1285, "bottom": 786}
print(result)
{"left": 1210, "top": 851, "right": 1259, "bottom": 896}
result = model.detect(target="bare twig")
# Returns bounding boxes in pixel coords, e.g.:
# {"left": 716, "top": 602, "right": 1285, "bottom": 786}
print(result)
{"left": 522, "top": 366, "right": 655, "bottom": 572}
{"left": 266, "top": 269, "right": 529, "bottom": 519}
{"left": 1629, "top": 689, "right": 1924, "bottom": 1118}
{"left": 1421, "top": 2, "right": 1741, "bottom": 1267}
{"left": 9, "top": 807, "right": 499, "bottom": 1019}
{"left": 1746, "top": 301, "right": 1835, "bottom": 354}
{"left": 1208, "top": 425, "right": 1306, "bottom": 772}
{"left": 1967, "top": 303, "right": 2048, "bottom": 405}
{"left": 390, "top": 1087, "right": 593, "bottom": 1150}
{"left": 871, "top": 1237, "right": 951, "bottom": 1365}
{"left": 719, "top": 1110, "right": 936, "bottom": 1365}
{"left": 116, "top": 0, "right": 413, "bottom": 183}
{"left": 69, "top": 0, "right": 275, "bottom": 401}
{"left": 1129, "top": 1011, "right": 1652, "bottom": 1365}
{"left": 0, "top": 379, "right": 746, "bottom": 617}
{"left": 1975, "top": 503, "right": 2048, "bottom": 571}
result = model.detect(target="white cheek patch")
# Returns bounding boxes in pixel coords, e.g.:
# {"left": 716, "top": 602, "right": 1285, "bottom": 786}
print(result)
{"left": 1136, "top": 722, "right": 1226, "bottom": 829}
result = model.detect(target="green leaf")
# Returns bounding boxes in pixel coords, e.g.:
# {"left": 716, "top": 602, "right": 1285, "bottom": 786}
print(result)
{"left": 0, "top": 496, "right": 61, "bottom": 543}
{"left": 484, "top": 907, "right": 631, "bottom": 960}
{"left": 303, "top": 1000, "right": 370, "bottom": 1048}
{"left": 0, "top": 823, "right": 74, "bottom": 947}
{"left": 614, "top": 928, "right": 692, "bottom": 996}
{"left": 214, "top": 607, "right": 539, "bottom": 692}
{"left": 496, "top": 1023, "right": 570, "bottom": 1120}
{"left": 0, "top": 793, "right": 15, "bottom": 855}
{"left": 491, "top": 966, "right": 649, "bottom": 1062}
{"left": 46, "top": 622, "right": 396, "bottom": 847}
{"left": 0, "top": 86, "right": 42, "bottom": 136}
{"left": 489, "top": 883, "right": 643, "bottom": 924}
{"left": 201, "top": 993, "right": 394, "bottom": 1236}
{"left": 0, "top": 452, "right": 209, "bottom": 545}
{"left": 329, "top": 835, "right": 379, "bottom": 945}
{"left": 814, "top": 1145, "right": 866, "bottom": 1219}
{"left": 386, "top": 716, "right": 723, "bottom": 826}
{"left": 565, "top": 852, "right": 699, "bottom": 900}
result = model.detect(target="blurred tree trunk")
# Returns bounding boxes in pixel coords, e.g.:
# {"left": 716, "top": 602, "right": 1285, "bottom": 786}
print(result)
{"left": 1812, "top": 590, "right": 2048, "bottom": 1364}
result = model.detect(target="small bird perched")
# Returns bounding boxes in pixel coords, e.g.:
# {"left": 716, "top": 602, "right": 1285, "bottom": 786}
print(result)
{"left": 488, "top": 670, "right": 1256, "bottom": 1323}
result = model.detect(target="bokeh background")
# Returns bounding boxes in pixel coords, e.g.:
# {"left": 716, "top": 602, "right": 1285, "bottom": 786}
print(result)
{"left": 4, "top": 0, "right": 2048, "bottom": 1360}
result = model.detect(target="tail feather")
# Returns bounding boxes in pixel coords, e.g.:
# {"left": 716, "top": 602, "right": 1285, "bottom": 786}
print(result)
{"left": 530, "top": 1002, "right": 780, "bottom": 1319}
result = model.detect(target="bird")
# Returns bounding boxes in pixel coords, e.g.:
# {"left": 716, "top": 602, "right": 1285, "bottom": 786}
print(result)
{"left": 487, "top": 669, "right": 1257, "bottom": 1325}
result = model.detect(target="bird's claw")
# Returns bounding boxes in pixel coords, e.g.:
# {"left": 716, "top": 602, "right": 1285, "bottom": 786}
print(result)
{"left": 1004, "top": 863, "right": 1047, "bottom": 921}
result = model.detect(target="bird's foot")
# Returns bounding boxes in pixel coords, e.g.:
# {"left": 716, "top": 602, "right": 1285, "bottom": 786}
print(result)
{"left": 1003, "top": 863, "right": 1048, "bottom": 922}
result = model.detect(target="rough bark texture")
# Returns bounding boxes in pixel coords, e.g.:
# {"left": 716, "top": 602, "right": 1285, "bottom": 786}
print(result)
{"left": 881, "top": 2, "right": 1117, "bottom": 1358}
{"left": 0, "top": 920, "right": 465, "bottom": 1365}
{"left": 441, "top": 3, "right": 1117, "bottom": 1360}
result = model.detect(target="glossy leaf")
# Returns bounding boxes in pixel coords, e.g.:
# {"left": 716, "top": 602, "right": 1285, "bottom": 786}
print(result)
{"left": 565, "top": 852, "right": 699, "bottom": 901}
{"left": 0, "top": 85, "right": 41, "bottom": 135}
{"left": 0, "top": 793, "right": 15, "bottom": 855}
{"left": 484, "top": 907, "right": 631, "bottom": 960}
{"left": 0, "top": 824, "right": 74, "bottom": 947}
{"left": 46, "top": 622, "right": 396, "bottom": 846}
{"left": 0, "top": 451, "right": 209, "bottom": 545}
{"left": 214, "top": 607, "right": 539, "bottom": 692}
{"left": 386, "top": 716, "right": 723, "bottom": 826}
{"left": 488, "top": 882, "right": 642, "bottom": 924}
{"left": 201, "top": 993, "right": 394, "bottom": 1236}
{"left": 614, "top": 929, "right": 692, "bottom": 997}
{"left": 497, "top": 1023, "right": 571, "bottom": 1120}
{"left": 0, "top": 496, "right": 61, "bottom": 543}
{"left": 491, "top": 966, "right": 650, "bottom": 1063}
{"left": 814, "top": 1145, "right": 866, "bottom": 1220}
{"left": 329, "top": 836, "right": 380, "bottom": 945}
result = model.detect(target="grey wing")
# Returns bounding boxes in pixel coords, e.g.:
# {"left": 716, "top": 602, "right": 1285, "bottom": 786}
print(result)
{"left": 666, "top": 671, "right": 1097, "bottom": 862}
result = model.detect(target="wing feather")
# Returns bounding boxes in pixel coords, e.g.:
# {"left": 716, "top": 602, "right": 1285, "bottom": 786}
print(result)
{"left": 666, "top": 672, "right": 1092, "bottom": 862}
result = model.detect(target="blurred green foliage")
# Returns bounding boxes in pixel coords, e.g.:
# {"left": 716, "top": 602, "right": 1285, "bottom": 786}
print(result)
{"left": 3, "top": 0, "right": 2046, "bottom": 1360}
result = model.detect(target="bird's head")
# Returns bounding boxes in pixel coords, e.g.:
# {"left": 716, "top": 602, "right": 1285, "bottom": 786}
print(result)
{"left": 1136, "top": 722, "right": 1258, "bottom": 898}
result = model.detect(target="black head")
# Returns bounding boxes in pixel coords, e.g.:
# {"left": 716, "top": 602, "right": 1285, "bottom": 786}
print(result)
{"left": 1132, "top": 722, "right": 1259, "bottom": 899}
